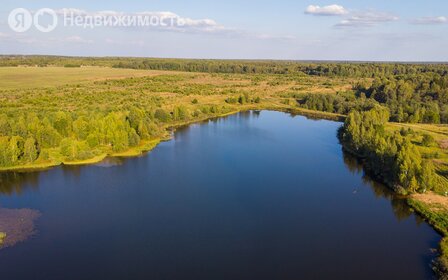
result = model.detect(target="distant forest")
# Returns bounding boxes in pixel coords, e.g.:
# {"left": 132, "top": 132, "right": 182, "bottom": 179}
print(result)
{"left": 1, "top": 55, "right": 447, "bottom": 77}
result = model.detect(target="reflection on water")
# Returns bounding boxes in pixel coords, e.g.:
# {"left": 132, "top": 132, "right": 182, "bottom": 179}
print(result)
{"left": 342, "top": 152, "right": 416, "bottom": 222}
{"left": 94, "top": 157, "right": 125, "bottom": 168}
{"left": 0, "top": 172, "right": 40, "bottom": 196}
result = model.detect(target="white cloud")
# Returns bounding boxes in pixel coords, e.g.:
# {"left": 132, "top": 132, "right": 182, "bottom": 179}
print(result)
{"left": 411, "top": 16, "right": 447, "bottom": 25}
{"left": 305, "top": 5, "right": 348, "bottom": 16}
{"left": 335, "top": 11, "right": 399, "bottom": 28}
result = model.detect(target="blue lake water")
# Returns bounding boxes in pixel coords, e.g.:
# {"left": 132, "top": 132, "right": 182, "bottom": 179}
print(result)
{"left": 0, "top": 111, "right": 441, "bottom": 279}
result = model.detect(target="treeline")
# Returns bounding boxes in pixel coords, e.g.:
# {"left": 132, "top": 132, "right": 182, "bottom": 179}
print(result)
{"left": 298, "top": 93, "right": 377, "bottom": 115}
{"left": 0, "top": 105, "right": 231, "bottom": 167}
{"left": 1, "top": 55, "right": 447, "bottom": 78}
{"left": 354, "top": 75, "right": 448, "bottom": 123}
{"left": 298, "top": 69, "right": 448, "bottom": 124}
{"left": 339, "top": 107, "right": 437, "bottom": 194}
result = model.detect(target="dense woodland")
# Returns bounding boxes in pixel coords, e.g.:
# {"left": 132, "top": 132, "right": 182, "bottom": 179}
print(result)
{"left": 299, "top": 73, "right": 448, "bottom": 123}
{"left": 339, "top": 107, "right": 437, "bottom": 194}
{"left": 0, "top": 105, "right": 235, "bottom": 167}
{"left": 1, "top": 55, "right": 447, "bottom": 77}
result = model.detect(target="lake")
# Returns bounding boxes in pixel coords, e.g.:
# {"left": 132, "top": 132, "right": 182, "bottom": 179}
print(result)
{"left": 0, "top": 111, "right": 441, "bottom": 279}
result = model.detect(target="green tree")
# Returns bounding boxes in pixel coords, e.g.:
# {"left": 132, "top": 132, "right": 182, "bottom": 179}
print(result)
{"left": 24, "top": 137, "right": 38, "bottom": 163}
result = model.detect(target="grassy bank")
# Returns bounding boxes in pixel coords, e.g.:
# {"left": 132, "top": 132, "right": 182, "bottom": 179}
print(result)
{"left": 341, "top": 136, "right": 448, "bottom": 278}
{"left": 408, "top": 197, "right": 448, "bottom": 278}
{"left": 0, "top": 107, "right": 343, "bottom": 173}
{"left": 338, "top": 108, "right": 448, "bottom": 278}
{"left": 0, "top": 109, "right": 249, "bottom": 172}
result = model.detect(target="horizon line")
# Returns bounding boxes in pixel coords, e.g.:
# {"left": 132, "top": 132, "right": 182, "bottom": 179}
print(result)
{"left": 1, "top": 54, "right": 447, "bottom": 64}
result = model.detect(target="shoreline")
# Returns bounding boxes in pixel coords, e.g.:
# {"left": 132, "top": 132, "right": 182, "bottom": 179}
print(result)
{"left": 340, "top": 138, "right": 448, "bottom": 278}
{"left": 0, "top": 107, "right": 341, "bottom": 173}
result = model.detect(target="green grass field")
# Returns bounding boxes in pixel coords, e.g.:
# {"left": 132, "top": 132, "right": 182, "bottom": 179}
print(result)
{"left": 0, "top": 66, "right": 177, "bottom": 89}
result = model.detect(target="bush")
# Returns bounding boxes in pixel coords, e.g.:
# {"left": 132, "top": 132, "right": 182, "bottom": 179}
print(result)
{"left": 0, "top": 232, "right": 6, "bottom": 245}
{"left": 154, "top": 109, "right": 171, "bottom": 122}
{"left": 422, "top": 134, "right": 436, "bottom": 147}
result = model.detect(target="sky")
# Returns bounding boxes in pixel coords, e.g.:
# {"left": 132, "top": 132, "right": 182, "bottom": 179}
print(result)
{"left": 0, "top": 0, "right": 447, "bottom": 61}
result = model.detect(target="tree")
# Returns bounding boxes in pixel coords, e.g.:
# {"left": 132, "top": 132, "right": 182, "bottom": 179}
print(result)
{"left": 238, "top": 95, "right": 247, "bottom": 104}
{"left": 0, "top": 114, "right": 11, "bottom": 136}
{"left": 73, "top": 117, "right": 89, "bottom": 140}
{"left": 53, "top": 111, "right": 72, "bottom": 137}
{"left": 154, "top": 109, "right": 171, "bottom": 122}
{"left": 60, "top": 138, "right": 78, "bottom": 160}
{"left": 8, "top": 136, "right": 24, "bottom": 165}
{"left": 24, "top": 137, "right": 38, "bottom": 163}
{"left": 418, "top": 161, "right": 436, "bottom": 192}
{"left": 422, "top": 134, "right": 436, "bottom": 147}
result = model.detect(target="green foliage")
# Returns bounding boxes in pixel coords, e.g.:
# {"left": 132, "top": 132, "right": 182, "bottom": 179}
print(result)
{"left": 4, "top": 55, "right": 446, "bottom": 78}
{"left": 64, "top": 64, "right": 81, "bottom": 68}
{"left": 60, "top": 138, "right": 79, "bottom": 160}
{"left": 24, "top": 137, "right": 38, "bottom": 163}
{"left": 422, "top": 134, "right": 437, "bottom": 147}
{"left": 173, "top": 106, "right": 189, "bottom": 121}
{"left": 225, "top": 97, "right": 238, "bottom": 104}
{"left": 441, "top": 238, "right": 448, "bottom": 276}
{"left": 407, "top": 199, "right": 448, "bottom": 275}
{"left": 0, "top": 108, "right": 162, "bottom": 166}
{"left": 340, "top": 107, "right": 438, "bottom": 193}
{"left": 298, "top": 93, "right": 377, "bottom": 115}
{"left": 0, "top": 232, "right": 6, "bottom": 246}
{"left": 154, "top": 109, "right": 171, "bottom": 123}
{"left": 238, "top": 95, "right": 247, "bottom": 104}
{"left": 354, "top": 75, "right": 448, "bottom": 123}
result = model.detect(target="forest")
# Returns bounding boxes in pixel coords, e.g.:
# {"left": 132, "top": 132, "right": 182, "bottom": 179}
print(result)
{"left": 338, "top": 106, "right": 437, "bottom": 194}
{"left": 299, "top": 72, "right": 448, "bottom": 124}
{"left": 1, "top": 55, "right": 447, "bottom": 77}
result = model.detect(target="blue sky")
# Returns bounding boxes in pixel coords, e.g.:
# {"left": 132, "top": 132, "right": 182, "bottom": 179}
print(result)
{"left": 0, "top": 0, "right": 447, "bottom": 61}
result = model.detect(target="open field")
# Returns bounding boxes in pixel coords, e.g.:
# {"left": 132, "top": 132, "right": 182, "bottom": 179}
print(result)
{"left": 0, "top": 66, "right": 351, "bottom": 112}
{"left": 0, "top": 66, "right": 179, "bottom": 89}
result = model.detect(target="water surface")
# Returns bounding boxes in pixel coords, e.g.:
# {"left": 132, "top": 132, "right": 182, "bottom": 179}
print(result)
{"left": 0, "top": 111, "right": 441, "bottom": 279}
